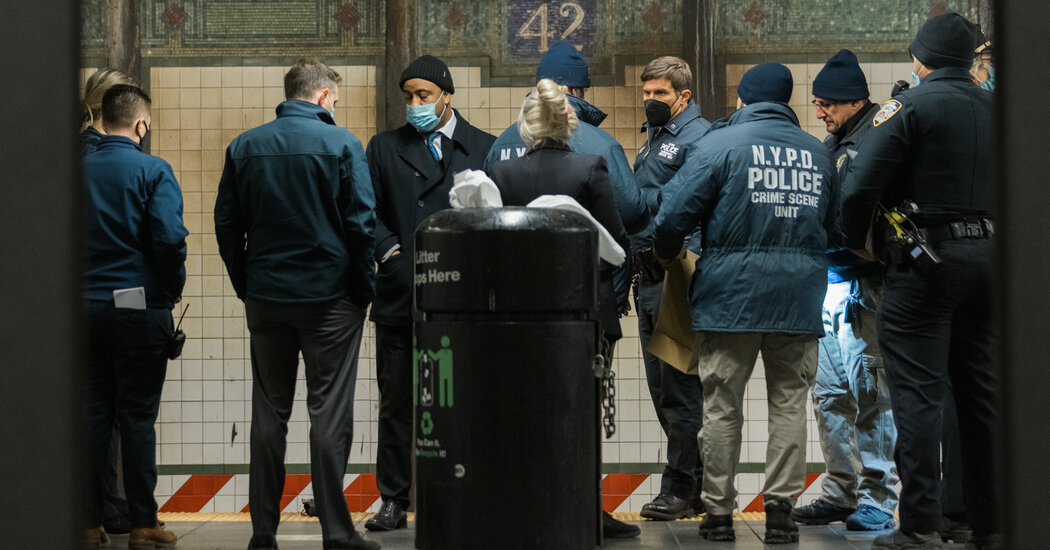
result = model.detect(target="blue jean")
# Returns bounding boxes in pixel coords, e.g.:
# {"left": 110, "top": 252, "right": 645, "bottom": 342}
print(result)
{"left": 635, "top": 279, "right": 703, "bottom": 499}
{"left": 85, "top": 300, "right": 171, "bottom": 528}
{"left": 813, "top": 279, "right": 898, "bottom": 514}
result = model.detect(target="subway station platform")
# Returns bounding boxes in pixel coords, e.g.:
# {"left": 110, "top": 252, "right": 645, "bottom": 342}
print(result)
{"left": 77, "top": 513, "right": 971, "bottom": 549}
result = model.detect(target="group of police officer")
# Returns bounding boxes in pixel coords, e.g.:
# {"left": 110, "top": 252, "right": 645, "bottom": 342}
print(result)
{"left": 396, "top": 11, "right": 996, "bottom": 548}
{"left": 624, "top": 11, "right": 997, "bottom": 550}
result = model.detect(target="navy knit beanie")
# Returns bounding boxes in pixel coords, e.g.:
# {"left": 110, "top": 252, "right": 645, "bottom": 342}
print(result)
{"left": 399, "top": 55, "right": 454, "bottom": 94}
{"left": 812, "top": 49, "right": 869, "bottom": 101}
{"left": 738, "top": 63, "right": 793, "bottom": 105}
{"left": 536, "top": 40, "right": 591, "bottom": 88}
{"left": 910, "top": 13, "right": 979, "bottom": 69}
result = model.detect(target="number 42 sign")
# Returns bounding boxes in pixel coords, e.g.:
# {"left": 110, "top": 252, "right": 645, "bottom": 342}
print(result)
{"left": 508, "top": 0, "right": 596, "bottom": 57}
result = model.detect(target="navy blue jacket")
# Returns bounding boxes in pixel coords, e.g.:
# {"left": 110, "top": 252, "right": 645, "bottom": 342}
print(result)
{"left": 214, "top": 100, "right": 376, "bottom": 306}
{"left": 83, "top": 136, "right": 188, "bottom": 307}
{"left": 81, "top": 126, "right": 104, "bottom": 157}
{"left": 824, "top": 102, "right": 879, "bottom": 282}
{"left": 841, "top": 67, "right": 994, "bottom": 248}
{"left": 652, "top": 102, "right": 835, "bottom": 336}
{"left": 367, "top": 109, "right": 496, "bottom": 325}
{"left": 631, "top": 101, "right": 711, "bottom": 251}
{"left": 483, "top": 93, "right": 649, "bottom": 235}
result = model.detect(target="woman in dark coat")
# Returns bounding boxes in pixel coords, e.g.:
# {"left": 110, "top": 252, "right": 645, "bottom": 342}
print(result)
{"left": 487, "top": 80, "right": 636, "bottom": 539}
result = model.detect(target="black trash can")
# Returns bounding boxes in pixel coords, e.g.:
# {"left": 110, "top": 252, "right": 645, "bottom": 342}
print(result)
{"left": 413, "top": 207, "right": 601, "bottom": 550}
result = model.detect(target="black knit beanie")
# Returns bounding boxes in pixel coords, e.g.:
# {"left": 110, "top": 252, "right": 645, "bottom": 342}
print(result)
{"left": 738, "top": 63, "right": 793, "bottom": 105}
{"left": 910, "top": 13, "right": 979, "bottom": 69}
{"left": 399, "top": 55, "right": 454, "bottom": 94}
{"left": 812, "top": 49, "right": 869, "bottom": 101}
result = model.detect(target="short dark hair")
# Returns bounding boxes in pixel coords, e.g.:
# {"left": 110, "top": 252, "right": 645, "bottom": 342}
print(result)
{"left": 284, "top": 58, "right": 342, "bottom": 100}
{"left": 101, "top": 84, "right": 151, "bottom": 130}
{"left": 640, "top": 56, "right": 693, "bottom": 95}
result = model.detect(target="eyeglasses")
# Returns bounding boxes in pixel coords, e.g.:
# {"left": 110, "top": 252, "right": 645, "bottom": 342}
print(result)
{"left": 811, "top": 99, "right": 844, "bottom": 110}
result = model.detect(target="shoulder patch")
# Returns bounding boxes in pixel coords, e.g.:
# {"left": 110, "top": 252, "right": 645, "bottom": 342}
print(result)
{"left": 873, "top": 99, "right": 902, "bottom": 127}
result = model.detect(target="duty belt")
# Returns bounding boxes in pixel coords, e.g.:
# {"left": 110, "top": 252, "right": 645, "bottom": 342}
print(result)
{"left": 921, "top": 217, "right": 994, "bottom": 244}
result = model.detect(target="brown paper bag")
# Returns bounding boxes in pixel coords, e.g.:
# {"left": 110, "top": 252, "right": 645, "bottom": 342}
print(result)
{"left": 646, "top": 250, "right": 699, "bottom": 375}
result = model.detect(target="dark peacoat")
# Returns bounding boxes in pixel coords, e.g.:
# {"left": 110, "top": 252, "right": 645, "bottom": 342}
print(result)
{"left": 488, "top": 141, "right": 629, "bottom": 339}
{"left": 366, "top": 109, "right": 496, "bottom": 325}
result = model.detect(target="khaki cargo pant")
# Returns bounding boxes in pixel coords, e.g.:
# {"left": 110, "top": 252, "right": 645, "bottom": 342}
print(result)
{"left": 694, "top": 331, "right": 818, "bottom": 515}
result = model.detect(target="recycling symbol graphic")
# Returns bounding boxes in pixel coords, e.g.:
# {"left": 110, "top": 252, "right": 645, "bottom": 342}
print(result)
{"left": 420, "top": 411, "right": 434, "bottom": 435}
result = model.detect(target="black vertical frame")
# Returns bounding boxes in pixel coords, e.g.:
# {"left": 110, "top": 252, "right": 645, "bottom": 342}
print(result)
{"left": 0, "top": 0, "right": 83, "bottom": 547}
{"left": 997, "top": 0, "right": 1050, "bottom": 546}
{"left": 683, "top": 0, "right": 724, "bottom": 120}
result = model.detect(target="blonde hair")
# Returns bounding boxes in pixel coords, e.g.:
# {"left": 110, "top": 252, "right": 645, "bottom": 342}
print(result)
{"left": 518, "top": 78, "right": 579, "bottom": 148}
{"left": 82, "top": 68, "right": 136, "bottom": 131}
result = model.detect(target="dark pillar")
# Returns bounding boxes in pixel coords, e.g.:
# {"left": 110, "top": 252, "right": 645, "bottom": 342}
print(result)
{"left": 978, "top": 0, "right": 994, "bottom": 39}
{"left": 0, "top": 1, "right": 82, "bottom": 548}
{"left": 999, "top": 1, "right": 1050, "bottom": 547}
{"left": 683, "top": 0, "right": 724, "bottom": 121}
{"left": 382, "top": 0, "right": 420, "bottom": 132}
{"left": 106, "top": 0, "right": 142, "bottom": 80}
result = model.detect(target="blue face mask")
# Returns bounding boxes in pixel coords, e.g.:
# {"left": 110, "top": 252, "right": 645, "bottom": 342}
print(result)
{"left": 911, "top": 71, "right": 922, "bottom": 88}
{"left": 979, "top": 66, "right": 996, "bottom": 92}
{"left": 406, "top": 92, "right": 447, "bottom": 132}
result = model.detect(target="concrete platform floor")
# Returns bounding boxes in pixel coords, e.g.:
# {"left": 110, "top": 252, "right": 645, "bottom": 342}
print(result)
{"left": 84, "top": 513, "right": 972, "bottom": 549}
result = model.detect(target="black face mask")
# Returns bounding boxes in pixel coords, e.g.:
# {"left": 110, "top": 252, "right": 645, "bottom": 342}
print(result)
{"left": 644, "top": 97, "right": 676, "bottom": 127}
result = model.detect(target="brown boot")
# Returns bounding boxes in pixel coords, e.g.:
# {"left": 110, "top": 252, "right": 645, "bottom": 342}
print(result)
{"left": 129, "top": 523, "right": 177, "bottom": 548}
{"left": 82, "top": 526, "right": 110, "bottom": 549}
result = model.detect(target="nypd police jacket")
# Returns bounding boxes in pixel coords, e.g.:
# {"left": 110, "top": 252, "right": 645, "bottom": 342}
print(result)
{"left": 841, "top": 66, "right": 993, "bottom": 248}
{"left": 631, "top": 101, "right": 711, "bottom": 251}
{"left": 652, "top": 102, "right": 836, "bottom": 336}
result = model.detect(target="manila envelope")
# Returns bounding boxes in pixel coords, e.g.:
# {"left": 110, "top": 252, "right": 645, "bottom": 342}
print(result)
{"left": 646, "top": 250, "right": 699, "bottom": 375}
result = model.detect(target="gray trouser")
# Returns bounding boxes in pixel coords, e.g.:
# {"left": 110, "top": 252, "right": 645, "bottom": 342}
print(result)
{"left": 814, "top": 279, "right": 898, "bottom": 513}
{"left": 695, "top": 331, "right": 817, "bottom": 515}
{"left": 246, "top": 297, "right": 365, "bottom": 542}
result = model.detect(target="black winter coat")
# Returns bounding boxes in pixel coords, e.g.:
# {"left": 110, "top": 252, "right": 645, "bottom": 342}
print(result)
{"left": 488, "top": 141, "right": 629, "bottom": 339}
{"left": 366, "top": 109, "right": 496, "bottom": 324}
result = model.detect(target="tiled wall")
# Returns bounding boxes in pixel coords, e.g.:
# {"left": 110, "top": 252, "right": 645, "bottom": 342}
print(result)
{"left": 82, "top": 59, "right": 910, "bottom": 513}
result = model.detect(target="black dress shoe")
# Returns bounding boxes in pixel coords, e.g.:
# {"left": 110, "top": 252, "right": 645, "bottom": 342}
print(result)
{"left": 364, "top": 500, "right": 407, "bottom": 532}
{"left": 323, "top": 531, "right": 380, "bottom": 550}
{"left": 640, "top": 493, "right": 693, "bottom": 520}
{"left": 602, "top": 511, "right": 640, "bottom": 538}
{"left": 247, "top": 534, "right": 279, "bottom": 550}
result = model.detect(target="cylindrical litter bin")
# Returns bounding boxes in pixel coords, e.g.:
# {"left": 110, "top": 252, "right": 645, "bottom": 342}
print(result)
{"left": 413, "top": 207, "right": 600, "bottom": 550}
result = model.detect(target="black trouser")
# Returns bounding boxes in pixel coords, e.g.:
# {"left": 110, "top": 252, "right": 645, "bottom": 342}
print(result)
{"left": 877, "top": 238, "right": 999, "bottom": 536}
{"left": 102, "top": 425, "right": 129, "bottom": 524}
{"left": 85, "top": 301, "right": 170, "bottom": 529}
{"left": 374, "top": 323, "right": 414, "bottom": 509}
{"left": 940, "top": 389, "right": 967, "bottom": 519}
{"left": 634, "top": 279, "right": 704, "bottom": 500}
{"left": 246, "top": 298, "right": 365, "bottom": 543}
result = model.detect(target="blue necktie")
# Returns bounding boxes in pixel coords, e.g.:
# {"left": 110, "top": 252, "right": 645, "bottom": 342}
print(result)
{"left": 427, "top": 133, "right": 441, "bottom": 161}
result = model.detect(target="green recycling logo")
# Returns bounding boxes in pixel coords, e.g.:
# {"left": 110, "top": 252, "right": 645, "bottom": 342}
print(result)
{"left": 420, "top": 411, "right": 435, "bottom": 435}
